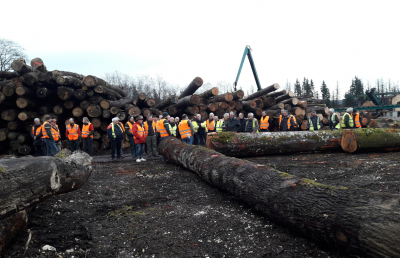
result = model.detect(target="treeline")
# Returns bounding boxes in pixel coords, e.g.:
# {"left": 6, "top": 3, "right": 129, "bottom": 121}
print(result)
{"left": 284, "top": 77, "right": 400, "bottom": 108}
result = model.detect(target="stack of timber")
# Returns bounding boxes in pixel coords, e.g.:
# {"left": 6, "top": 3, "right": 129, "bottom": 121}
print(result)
{"left": 0, "top": 58, "right": 146, "bottom": 155}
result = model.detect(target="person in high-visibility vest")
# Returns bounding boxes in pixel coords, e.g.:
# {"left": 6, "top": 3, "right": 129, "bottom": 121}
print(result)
{"left": 178, "top": 114, "right": 195, "bottom": 145}
{"left": 41, "top": 115, "right": 58, "bottom": 156}
{"left": 31, "top": 118, "right": 46, "bottom": 156}
{"left": 125, "top": 116, "right": 136, "bottom": 157}
{"left": 308, "top": 111, "right": 322, "bottom": 131}
{"left": 352, "top": 109, "right": 362, "bottom": 128}
{"left": 193, "top": 113, "right": 207, "bottom": 145}
{"left": 329, "top": 108, "right": 340, "bottom": 130}
{"left": 81, "top": 117, "right": 94, "bottom": 156}
{"left": 132, "top": 115, "right": 147, "bottom": 163}
{"left": 169, "top": 117, "right": 177, "bottom": 137}
{"left": 341, "top": 108, "right": 354, "bottom": 129}
{"left": 245, "top": 113, "right": 259, "bottom": 133}
{"left": 66, "top": 118, "right": 81, "bottom": 152}
{"left": 143, "top": 114, "right": 158, "bottom": 157}
{"left": 107, "top": 117, "right": 125, "bottom": 160}
{"left": 259, "top": 111, "right": 269, "bottom": 132}
{"left": 51, "top": 117, "right": 62, "bottom": 154}
{"left": 279, "top": 110, "right": 296, "bottom": 131}
{"left": 157, "top": 112, "right": 171, "bottom": 161}
{"left": 207, "top": 113, "right": 216, "bottom": 132}
{"left": 215, "top": 116, "right": 224, "bottom": 132}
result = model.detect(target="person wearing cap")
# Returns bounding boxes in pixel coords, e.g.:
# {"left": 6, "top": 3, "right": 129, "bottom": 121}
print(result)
{"left": 341, "top": 108, "right": 354, "bottom": 129}
{"left": 31, "top": 118, "right": 46, "bottom": 156}
{"left": 144, "top": 115, "right": 158, "bottom": 157}
{"left": 125, "top": 116, "right": 136, "bottom": 158}
{"left": 279, "top": 110, "right": 296, "bottom": 131}
{"left": 131, "top": 115, "right": 147, "bottom": 162}
{"left": 107, "top": 117, "right": 124, "bottom": 160}
{"left": 329, "top": 108, "right": 340, "bottom": 130}
{"left": 307, "top": 111, "right": 322, "bottom": 131}
{"left": 66, "top": 118, "right": 81, "bottom": 152}
{"left": 41, "top": 115, "right": 58, "bottom": 156}
{"left": 352, "top": 109, "right": 362, "bottom": 128}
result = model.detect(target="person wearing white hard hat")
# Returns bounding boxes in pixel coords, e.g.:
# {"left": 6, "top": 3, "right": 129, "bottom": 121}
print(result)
{"left": 329, "top": 108, "right": 340, "bottom": 130}
{"left": 341, "top": 108, "right": 354, "bottom": 129}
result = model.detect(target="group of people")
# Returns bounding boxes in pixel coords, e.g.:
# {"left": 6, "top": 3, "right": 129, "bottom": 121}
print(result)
{"left": 31, "top": 116, "right": 95, "bottom": 157}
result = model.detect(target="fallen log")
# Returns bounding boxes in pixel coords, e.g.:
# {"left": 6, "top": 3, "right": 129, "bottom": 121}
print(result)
{"left": 275, "top": 91, "right": 294, "bottom": 102}
{"left": 341, "top": 129, "right": 400, "bottom": 153}
{"left": 154, "top": 96, "right": 178, "bottom": 110}
{"left": 0, "top": 150, "right": 92, "bottom": 254}
{"left": 178, "top": 77, "right": 203, "bottom": 99}
{"left": 243, "top": 83, "right": 279, "bottom": 100}
{"left": 231, "top": 90, "right": 244, "bottom": 100}
{"left": 10, "top": 59, "right": 32, "bottom": 74}
{"left": 0, "top": 72, "right": 18, "bottom": 80}
{"left": 207, "top": 93, "right": 233, "bottom": 103}
{"left": 199, "top": 88, "right": 219, "bottom": 99}
{"left": 174, "top": 94, "right": 201, "bottom": 109}
{"left": 158, "top": 137, "right": 400, "bottom": 257}
{"left": 265, "top": 90, "right": 286, "bottom": 99}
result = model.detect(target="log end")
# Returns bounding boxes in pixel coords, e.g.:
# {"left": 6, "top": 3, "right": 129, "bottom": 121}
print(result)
{"left": 194, "top": 77, "right": 204, "bottom": 87}
{"left": 341, "top": 130, "right": 358, "bottom": 153}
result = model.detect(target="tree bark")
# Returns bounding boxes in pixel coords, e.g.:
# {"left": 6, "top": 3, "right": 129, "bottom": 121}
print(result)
{"left": 307, "top": 106, "right": 329, "bottom": 115}
{"left": 17, "top": 111, "right": 38, "bottom": 121}
{"left": 17, "top": 134, "right": 30, "bottom": 144}
{"left": 86, "top": 105, "right": 102, "bottom": 117}
{"left": 11, "top": 59, "right": 32, "bottom": 74}
{"left": 265, "top": 90, "right": 286, "bottom": 99}
{"left": 1, "top": 110, "right": 18, "bottom": 121}
{"left": 199, "top": 88, "right": 219, "bottom": 99}
{"left": 56, "top": 76, "right": 79, "bottom": 86}
{"left": 158, "top": 137, "right": 400, "bottom": 258}
{"left": 243, "top": 83, "right": 280, "bottom": 100}
{"left": 184, "top": 106, "right": 199, "bottom": 115}
{"left": 102, "top": 109, "right": 111, "bottom": 119}
{"left": 0, "top": 129, "right": 9, "bottom": 142}
{"left": 39, "top": 105, "right": 53, "bottom": 115}
{"left": 16, "top": 98, "right": 36, "bottom": 109}
{"left": 231, "top": 90, "right": 244, "bottom": 100}
{"left": 263, "top": 97, "right": 276, "bottom": 108}
{"left": 52, "top": 70, "right": 85, "bottom": 80}
{"left": 108, "top": 96, "right": 132, "bottom": 108}
{"left": 207, "top": 93, "right": 233, "bottom": 103}
{"left": 7, "top": 121, "right": 25, "bottom": 131}
{"left": 17, "top": 145, "right": 31, "bottom": 155}
{"left": 15, "top": 86, "right": 34, "bottom": 97}
{"left": 154, "top": 96, "right": 178, "bottom": 109}
{"left": 80, "top": 100, "right": 91, "bottom": 110}
{"left": 64, "top": 100, "right": 76, "bottom": 109}
{"left": 216, "top": 102, "right": 228, "bottom": 109}
{"left": 128, "top": 106, "right": 141, "bottom": 117}
{"left": 207, "top": 103, "right": 217, "bottom": 112}
{"left": 1, "top": 80, "right": 16, "bottom": 97}
{"left": 74, "top": 89, "right": 87, "bottom": 100}
{"left": 89, "top": 95, "right": 104, "bottom": 105}
{"left": 242, "top": 100, "right": 257, "bottom": 111}
{"left": 82, "top": 75, "right": 108, "bottom": 87}
{"left": 36, "top": 87, "right": 53, "bottom": 98}
{"left": 341, "top": 129, "right": 400, "bottom": 153}
{"left": 100, "top": 100, "right": 110, "bottom": 110}
{"left": 7, "top": 132, "right": 20, "bottom": 141}
{"left": 266, "top": 102, "right": 284, "bottom": 111}
{"left": 0, "top": 72, "right": 18, "bottom": 80}
{"left": 72, "top": 107, "right": 84, "bottom": 117}
{"left": 275, "top": 91, "right": 294, "bottom": 102}
{"left": 178, "top": 77, "right": 204, "bottom": 99}
{"left": 0, "top": 92, "right": 5, "bottom": 104}
{"left": 174, "top": 95, "right": 202, "bottom": 108}
{"left": 57, "top": 87, "right": 74, "bottom": 100}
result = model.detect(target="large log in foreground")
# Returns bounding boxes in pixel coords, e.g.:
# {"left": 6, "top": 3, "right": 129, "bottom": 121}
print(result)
{"left": 0, "top": 150, "right": 92, "bottom": 254}
{"left": 207, "top": 129, "right": 400, "bottom": 157}
{"left": 158, "top": 137, "right": 400, "bottom": 257}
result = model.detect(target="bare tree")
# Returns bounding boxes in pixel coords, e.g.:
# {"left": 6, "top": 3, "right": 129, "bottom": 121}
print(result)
{"left": 0, "top": 38, "right": 28, "bottom": 72}
{"left": 285, "top": 79, "right": 292, "bottom": 91}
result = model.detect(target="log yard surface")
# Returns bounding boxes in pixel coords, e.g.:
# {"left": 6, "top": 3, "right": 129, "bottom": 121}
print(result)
{"left": 3, "top": 149, "right": 399, "bottom": 257}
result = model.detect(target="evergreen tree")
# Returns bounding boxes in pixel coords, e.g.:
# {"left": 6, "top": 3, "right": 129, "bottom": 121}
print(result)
{"left": 344, "top": 93, "right": 356, "bottom": 106}
{"left": 310, "top": 79, "right": 315, "bottom": 95}
{"left": 302, "top": 78, "right": 313, "bottom": 95}
{"left": 294, "top": 78, "right": 302, "bottom": 96}
{"left": 320, "top": 80, "right": 330, "bottom": 105}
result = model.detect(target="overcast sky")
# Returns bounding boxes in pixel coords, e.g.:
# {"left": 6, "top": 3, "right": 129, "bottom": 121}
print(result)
{"left": 2, "top": 0, "right": 400, "bottom": 98}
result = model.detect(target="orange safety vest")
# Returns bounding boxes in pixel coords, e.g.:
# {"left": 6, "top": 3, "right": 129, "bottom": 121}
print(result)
{"left": 32, "top": 125, "right": 42, "bottom": 137}
{"left": 352, "top": 113, "right": 361, "bottom": 128}
{"left": 41, "top": 121, "right": 50, "bottom": 138}
{"left": 66, "top": 124, "right": 79, "bottom": 141}
{"left": 178, "top": 120, "right": 192, "bottom": 139}
{"left": 82, "top": 123, "right": 93, "bottom": 138}
{"left": 51, "top": 124, "right": 61, "bottom": 141}
{"left": 279, "top": 115, "right": 297, "bottom": 129}
{"left": 157, "top": 119, "right": 169, "bottom": 138}
{"left": 206, "top": 120, "right": 215, "bottom": 131}
{"left": 144, "top": 121, "right": 156, "bottom": 137}
{"left": 134, "top": 124, "right": 144, "bottom": 140}
{"left": 260, "top": 116, "right": 270, "bottom": 129}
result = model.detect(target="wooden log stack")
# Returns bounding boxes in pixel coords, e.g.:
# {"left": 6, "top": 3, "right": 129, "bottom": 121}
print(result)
{"left": 0, "top": 58, "right": 148, "bottom": 156}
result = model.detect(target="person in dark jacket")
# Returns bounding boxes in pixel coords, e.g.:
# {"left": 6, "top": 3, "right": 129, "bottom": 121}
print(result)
{"left": 342, "top": 108, "right": 354, "bottom": 129}
{"left": 225, "top": 112, "right": 241, "bottom": 132}
{"left": 31, "top": 118, "right": 46, "bottom": 156}
{"left": 125, "top": 116, "right": 136, "bottom": 157}
{"left": 145, "top": 115, "right": 158, "bottom": 157}
{"left": 307, "top": 111, "right": 323, "bottom": 131}
{"left": 194, "top": 114, "right": 206, "bottom": 145}
{"left": 107, "top": 117, "right": 124, "bottom": 160}
{"left": 279, "top": 110, "right": 296, "bottom": 131}
{"left": 42, "top": 116, "right": 58, "bottom": 156}
{"left": 329, "top": 108, "right": 340, "bottom": 130}
{"left": 245, "top": 113, "right": 259, "bottom": 133}
{"left": 238, "top": 113, "right": 246, "bottom": 132}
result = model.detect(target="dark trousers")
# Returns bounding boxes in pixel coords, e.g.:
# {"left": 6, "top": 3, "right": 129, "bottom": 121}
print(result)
{"left": 34, "top": 142, "right": 47, "bottom": 156}
{"left": 68, "top": 140, "right": 80, "bottom": 152}
{"left": 82, "top": 137, "right": 93, "bottom": 156}
{"left": 127, "top": 135, "right": 136, "bottom": 156}
{"left": 259, "top": 129, "right": 269, "bottom": 132}
{"left": 135, "top": 143, "right": 144, "bottom": 159}
{"left": 44, "top": 138, "right": 58, "bottom": 156}
{"left": 146, "top": 135, "right": 157, "bottom": 156}
{"left": 197, "top": 134, "right": 206, "bottom": 145}
{"left": 193, "top": 134, "right": 198, "bottom": 145}
{"left": 111, "top": 138, "right": 122, "bottom": 158}
{"left": 182, "top": 136, "right": 193, "bottom": 145}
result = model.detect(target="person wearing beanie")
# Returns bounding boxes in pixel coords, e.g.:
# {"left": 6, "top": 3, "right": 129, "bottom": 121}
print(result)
{"left": 329, "top": 108, "right": 340, "bottom": 130}
{"left": 341, "top": 108, "right": 354, "bottom": 129}
{"left": 124, "top": 115, "right": 136, "bottom": 158}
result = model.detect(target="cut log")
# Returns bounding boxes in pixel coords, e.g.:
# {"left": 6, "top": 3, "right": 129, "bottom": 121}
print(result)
{"left": 284, "top": 104, "right": 291, "bottom": 111}
{"left": 295, "top": 100, "right": 308, "bottom": 108}
{"left": 53, "top": 104, "right": 64, "bottom": 115}
{"left": 199, "top": 88, "right": 219, "bottom": 99}
{"left": 231, "top": 90, "right": 244, "bottom": 100}
{"left": 86, "top": 105, "right": 102, "bottom": 117}
{"left": 17, "top": 145, "right": 31, "bottom": 155}
{"left": 110, "top": 107, "right": 120, "bottom": 115}
{"left": 1, "top": 80, "right": 16, "bottom": 97}
{"left": 149, "top": 108, "right": 162, "bottom": 116}
{"left": 102, "top": 134, "right": 110, "bottom": 143}
{"left": 141, "top": 108, "right": 151, "bottom": 117}
{"left": 0, "top": 151, "right": 92, "bottom": 252}
{"left": 74, "top": 89, "right": 87, "bottom": 100}
{"left": 30, "top": 57, "right": 46, "bottom": 72}
{"left": 52, "top": 70, "right": 85, "bottom": 80}
{"left": 294, "top": 107, "right": 306, "bottom": 116}
{"left": 36, "top": 87, "right": 53, "bottom": 98}
{"left": 254, "top": 98, "right": 264, "bottom": 108}
{"left": 80, "top": 100, "right": 91, "bottom": 110}
{"left": 102, "top": 109, "right": 111, "bottom": 119}
{"left": 242, "top": 101, "right": 257, "bottom": 111}
{"left": 0, "top": 92, "right": 5, "bottom": 104}
{"left": 128, "top": 106, "right": 141, "bottom": 117}
{"left": 174, "top": 94, "right": 202, "bottom": 108}
{"left": 243, "top": 83, "right": 279, "bottom": 100}
{"left": 7, "top": 121, "right": 25, "bottom": 131}
{"left": 64, "top": 100, "right": 75, "bottom": 109}
{"left": 82, "top": 75, "right": 108, "bottom": 87}
{"left": 15, "top": 86, "right": 33, "bottom": 97}
{"left": 178, "top": 77, "right": 204, "bottom": 99}
{"left": 86, "top": 90, "right": 94, "bottom": 97}
{"left": 1, "top": 110, "right": 18, "bottom": 121}
{"left": 11, "top": 59, "right": 32, "bottom": 74}
{"left": 38, "top": 105, "right": 53, "bottom": 115}
{"left": 40, "top": 113, "right": 57, "bottom": 123}
{"left": 0, "top": 71, "right": 18, "bottom": 79}
{"left": 216, "top": 102, "right": 228, "bottom": 109}
{"left": 154, "top": 96, "right": 178, "bottom": 109}
{"left": 158, "top": 137, "right": 400, "bottom": 258}
{"left": 100, "top": 121, "right": 109, "bottom": 131}
{"left": 341, "top": 129, "right": 400, "bottom": 153}
{"left": 7, "top": 132, "right": 20, "bottom": 141}
{"left": 266, "top": 102, "right": 285, "bottom": 111}
{"left": 275, "top": 91, "right": 294, "bottom": 102}
{"left": 108, "top": 96, "right": 132, "bottom": 108}
{"left": 265, "top": 90, "right": 286, "bottom": 99}
{"left": 16, "top": 98, "right": 36, "bottom": 109}
{"left": 89, "top": 95, "right": 104, "bottom": 105}
{"left": 235, "top": 101, "right": 243, "bottom": 111}
{"left": 72, "top": 107, "right": 84, "bottom": 117}
{"left": 263, "top": 97, "right": 276, "bottom": 108}
{"left": 117, "top": 112, "right": 127, "bottom": 121}
{"left": 198, "top": 104, "right": 208, "bottom": 111}
{"left": 9, "top": 140, "right": 20, "bottom": 150}
{"left": 20, "top": 72, "right": 40, "bottom": 86}
{"left": 17, "top": 111, "right": 38, "bottom": 121}
{"left": 57, "top": 86, "right": 74, "bottom": 100}
{"left": 0, "top": 129, "right": 9, "bottom": 141}
{"left": 207, "top": 103, "right": 217, "bottom": 112}
{"left": 100, "top": 100, "right": 110, "bottom": 110}
{"left": 56, "top": 75, "right": 79, "bottom": 86}
{"left": 280, "top": 97, "right": 299, "bottom": 106}
{"left": 167, "top": 106, "right": 178, "bottom": 116}
{"left": 17, "top": 134, "right": 30, "bottom": 144}
{"left": 307, "top": 106, "right": 329, "bottom": 115}
{"left": 208, "top": 93, "right": 233, "bottom": 103}
{"left": 184, "top": 106, "right": 199, "bottom": 115}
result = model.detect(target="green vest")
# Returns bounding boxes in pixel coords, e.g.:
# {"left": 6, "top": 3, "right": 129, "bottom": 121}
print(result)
{"left": 331, "top": 113, "right": 340, "bottom": 129}
{"left": 216, "top": 120, "right": 224, "bottom": 132}
{"left": 169, "top": 124, "right": 177, "bottom": 136}
{"left": 341, "top": 113, "right": 354, "bottom": 128}
{"left": 245, "top": 119, "right": 259, "bottom": 133}
{"left": 192, "top": 121, "right": 199, "bottom": 132}
{"left": 308, "top": 117, "right": 321, "bottom": 131}
{"left": 200, "top": 121, "right": 208, "bottom": 132}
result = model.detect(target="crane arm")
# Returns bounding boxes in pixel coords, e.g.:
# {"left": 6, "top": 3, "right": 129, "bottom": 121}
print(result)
{"left": 233, "top": 45, "right": 262, "bottom": 91}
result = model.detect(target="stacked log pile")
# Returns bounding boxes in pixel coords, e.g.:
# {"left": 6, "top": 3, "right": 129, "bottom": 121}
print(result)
{"left": 0, "top": 58, "right": 149, "bottom": 155}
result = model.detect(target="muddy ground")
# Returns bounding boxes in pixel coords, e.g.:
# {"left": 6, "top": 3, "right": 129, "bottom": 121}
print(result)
{"left": 3, "top": 149, "right": 400, "bottom": 257}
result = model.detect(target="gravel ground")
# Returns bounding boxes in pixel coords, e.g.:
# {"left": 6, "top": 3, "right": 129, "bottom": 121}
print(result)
{"left": 3, "top": 150, "right": 400, "bottom": 258}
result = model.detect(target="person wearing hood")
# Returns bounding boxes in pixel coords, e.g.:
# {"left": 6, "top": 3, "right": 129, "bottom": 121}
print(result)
{"left": 66, "top": 118, "right": 81, "bottom": 152}
{"left": 81, "top": 117, "right": 94, "bottom": 156}
{"left": 125, "top": 115, "right": 136, "bottom": 158}
{"left": 131, "top": 115, "right": 147, "bottom": 163}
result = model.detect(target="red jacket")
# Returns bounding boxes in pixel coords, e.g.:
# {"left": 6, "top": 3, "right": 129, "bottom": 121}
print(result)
{"left": 131, "top": 122, "right": 146, "bottom": 144}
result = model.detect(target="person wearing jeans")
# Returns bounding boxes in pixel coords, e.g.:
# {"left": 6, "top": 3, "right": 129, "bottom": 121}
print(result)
{"left": 107, "top": 117, "right": 124, "bottom": 161}
{"left": 81, "top": 117, "right": 94, "bottom": 156}
{"left": 177, "top": 114, "right": 195, "bottom": 146}
{"left": 131, "top": 116, "right": 147, "bottom": 162}
{"left": 41, "top": 116, "right": 58, "bottom": 156}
